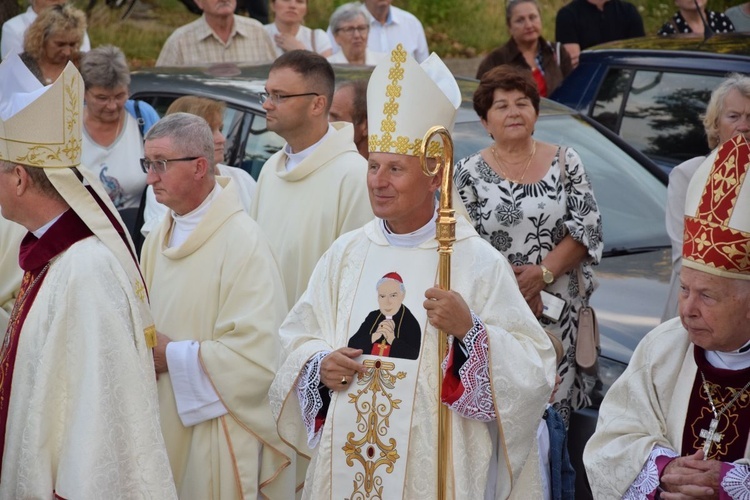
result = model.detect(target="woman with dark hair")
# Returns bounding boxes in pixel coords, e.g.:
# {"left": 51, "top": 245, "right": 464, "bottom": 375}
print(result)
{"left": 475, "top": 0, "right": 571, "bottom": 96}
{"left": 20, "top": 3, "right": 85, "bottom": 84}
{"left": 454, "top": 65, "right": 603, "bottom": 421}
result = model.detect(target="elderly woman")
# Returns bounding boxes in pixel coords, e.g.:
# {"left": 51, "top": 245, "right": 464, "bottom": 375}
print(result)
{"left": 454, "top": 65, "right": 603, "bottom": 421}
{"left": 264, "top": 0, "right": 331, "bottom": 57}
{"left": 327, "top": 2, "right": 386, "bottom": 66}
{"left": 141, "top": 96, "right": 257, "bottom": 237}
{"left": 19, "top": 3, "right": 85, "bottom": 85}
{"left": 80, "top": 45, "right": 146, "bottom": 211}
{"left": 476, "top": 0, "right": 571, "bottom": 97}
{"left": 663, "top": 73, "right": 750, "bottom": 320}
{"left": 658, "top": 0, "right": 734, "bottom": 35}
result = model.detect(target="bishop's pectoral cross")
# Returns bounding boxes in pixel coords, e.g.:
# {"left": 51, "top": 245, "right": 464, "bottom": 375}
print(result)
{"left": 372, "top": 339, "right": 391, "bottom": 357}
{"left": 699, "top": 418, "right": 723, "bottom": 457}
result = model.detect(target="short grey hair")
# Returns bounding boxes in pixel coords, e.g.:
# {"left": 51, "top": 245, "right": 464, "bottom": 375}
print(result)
{"left": 329, "top": 2, "right": 368, "bottom": 33}
{"left": 1, "top": 160, "right": 64, "bottom": 201}
{"left": 80, "top": 45, "right": 131, "bottom": 90}
{"left": 505, "top": 0, "right": 540, "bottom": 26}
{"left": 145, "top": 113, "right": 215, "bottom": 170}
{"left": 703, "top": 73, "right": 750, "bottom": 149}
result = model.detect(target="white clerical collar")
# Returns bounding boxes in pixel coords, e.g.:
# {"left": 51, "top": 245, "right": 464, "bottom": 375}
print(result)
{"left": 705, "top": 339, "right": 750, "bottom": 371}
{"left": 284, "top": 124, "right": 335, "bottom": 172}
{"left": 168, "top": 182, "right": 222, "bottom": 248}
{"left": 32, "top": 211, "right": 65, "bottom": 238}
{"left": 380, "top": 205, "right": 437, "bottom": 248}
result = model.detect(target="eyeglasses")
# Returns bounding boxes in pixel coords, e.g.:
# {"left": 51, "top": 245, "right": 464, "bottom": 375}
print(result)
{"left": 336, "top": 25, "right": 369, "bottom": 36}
{"left": 258, "top": 92, "right": 320, "bottom": 106}
{"left": 87, "top": 92, "right": 128, "bottom": 106}
{"left": 140, "top": 156, "right": 200, "bottom": 174}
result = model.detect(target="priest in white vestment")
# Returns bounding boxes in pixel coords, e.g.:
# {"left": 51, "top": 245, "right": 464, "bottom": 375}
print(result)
{"left": 269, "top": 44, "right": 557, "bottom": 500}
{"left": 584, "top": 135, "right": 750, "bottom": 499}
{"left": 251, "top": 49, "right": 374, "bottom": 307}
{"left": 0, "top": 56, "right": 176, "bottom": 498}
{"left": 140, "top": 113, "right": 296, "bottom": 499}
{"left": 0, "top": 216, "right": 24, "bottom": 333}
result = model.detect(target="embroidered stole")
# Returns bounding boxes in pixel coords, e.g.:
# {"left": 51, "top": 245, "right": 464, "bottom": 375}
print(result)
{"left": 329, "top": 244, "right": 437, "bottom": 499}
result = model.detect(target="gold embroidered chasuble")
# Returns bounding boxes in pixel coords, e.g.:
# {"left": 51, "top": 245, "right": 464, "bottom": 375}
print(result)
{"left": 141, "top": 178, "right": 295, "bottom": 499}
{"left": 583, "top": 318, "right": 750, "bottom": 498}
{"left": 270, "top": 217, "right": 556, "bottom": 499}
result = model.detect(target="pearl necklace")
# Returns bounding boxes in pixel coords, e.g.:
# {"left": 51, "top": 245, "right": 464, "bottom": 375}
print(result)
{"left": 491, "top": 140, "right": 537, "bottom": 183}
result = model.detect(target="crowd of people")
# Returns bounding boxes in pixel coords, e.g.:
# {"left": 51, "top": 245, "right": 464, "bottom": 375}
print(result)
{"left": 1, "top": 0, "right": 749, "bottom": 499}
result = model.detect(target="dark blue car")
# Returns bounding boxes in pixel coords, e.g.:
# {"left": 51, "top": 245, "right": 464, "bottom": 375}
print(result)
{"left": 552, "top": 33, "right": 750, "bottom": 172}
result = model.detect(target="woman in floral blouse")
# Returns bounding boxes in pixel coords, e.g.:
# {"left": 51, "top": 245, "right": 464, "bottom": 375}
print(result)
{"left": 454, "top": 65, "right": 603, "bottom": 422}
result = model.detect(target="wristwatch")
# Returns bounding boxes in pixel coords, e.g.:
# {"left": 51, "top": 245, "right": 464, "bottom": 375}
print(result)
{"left": 540, "top": 264, "right": 554, "bottom": 285}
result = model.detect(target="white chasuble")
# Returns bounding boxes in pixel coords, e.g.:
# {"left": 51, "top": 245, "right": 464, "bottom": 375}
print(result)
{"left": 330, "top": 245, "right": 436, "bottom": 499}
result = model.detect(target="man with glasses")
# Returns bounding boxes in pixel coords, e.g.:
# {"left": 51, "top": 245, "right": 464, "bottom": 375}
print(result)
{"left": 327, "top": 3, "right": 386, "bottom": 66}
{"left": 139, "top": 112, "right": 295, "bottom": 499}
{"left": 326, "top": 0, "right": 429, "bottom": 63}
{"left": 251, "top": 50, "right": 372, "bottom": 308}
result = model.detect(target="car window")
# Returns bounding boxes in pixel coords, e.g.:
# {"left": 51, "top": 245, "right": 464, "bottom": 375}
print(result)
{"left": 591, "top": 68, "right": 633, "bottom": 133}
{"left": 453, "top": 115, "right": 668, "bottom": 253}
{"left": 239, "top": 113, "right": 285, "bottom": 180}
{"left": 618, "top": 71, "right": 720, "bottom": 167}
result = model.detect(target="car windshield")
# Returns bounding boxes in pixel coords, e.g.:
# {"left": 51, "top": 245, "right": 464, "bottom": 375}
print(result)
{"left": 452, "top": 114, "right": 668, "bottom": 253}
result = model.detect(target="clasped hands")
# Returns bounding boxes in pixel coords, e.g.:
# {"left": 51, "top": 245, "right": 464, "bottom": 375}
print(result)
{"left": 659, "top": 450, "right": 721, "bottom": 500}
{"left": 321, "top": 286, "right": 473, "bottom": 391}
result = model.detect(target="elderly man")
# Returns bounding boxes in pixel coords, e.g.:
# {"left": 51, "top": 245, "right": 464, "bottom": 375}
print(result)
{"left": 269, "top": 45, "right": 556, "bottom": 499}
{"left": 156, "top": 0, "right": 275, "bottom": 66}
{"left": 1, "top": 0, "right": 91, "bottom": 59}
{"left": 327, "top": 0, "right": 428, "bottom": 63}
{"left": 250, "top": 50, "right": 372, "bottom": 307}
{"left": 329, "top": 79, "right": 369, "bottom": 159}
{"left": 584, "top": 135, "right": 750, "bottom": 498}
{"left": 140, "top": 113, "right": 294, "bottom": 499}
{"left": 0, "top": 57, "right": 175, "bottom": 498}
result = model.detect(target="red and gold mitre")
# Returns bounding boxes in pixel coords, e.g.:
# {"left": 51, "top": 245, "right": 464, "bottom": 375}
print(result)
{"left": 683, "top": 135, "right": 750, "bottom": 279}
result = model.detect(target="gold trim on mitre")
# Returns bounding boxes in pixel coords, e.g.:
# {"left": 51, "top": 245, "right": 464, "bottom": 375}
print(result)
{"left": 0, "top": 62, "right": 82, "bottom": 168}
{"left": 367, "top": 44, "right": 459, "bottom": 158}
{"left": 683, "top": 135, "right": 750, "bottom": 280}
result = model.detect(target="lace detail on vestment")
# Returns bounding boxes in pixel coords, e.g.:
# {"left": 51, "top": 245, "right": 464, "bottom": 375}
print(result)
{"left": 623, "top": 446, "right": 678, "bottom": 499}
{"left": 443, "top": 312, "right": 496, "bottom": 422}
{"left": 722, "top": 464, "right": 750, "bottom": 500}
{"left": 296, "top": 350, "right": 331, "bottom": 448}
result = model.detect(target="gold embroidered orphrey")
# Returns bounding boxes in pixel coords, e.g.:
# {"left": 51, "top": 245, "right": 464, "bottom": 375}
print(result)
{"left": 342, "top": 358, "right": 406, "bottom": 498}
{"left": 698, "top": 370, "right": 750, "bottom": 458}
{"left": 368, "top": 45, "right": 443, "bottom": 158}
{"left": 11, "top": 72, "right": 82, "bottom": 167}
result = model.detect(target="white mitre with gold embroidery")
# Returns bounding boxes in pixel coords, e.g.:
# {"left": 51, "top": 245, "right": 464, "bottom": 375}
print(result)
{"left": 367, "top": 44, "right": 461, "bottom": 158}
{"left": 0, "top": 54, "right": 156, "bottom": 347}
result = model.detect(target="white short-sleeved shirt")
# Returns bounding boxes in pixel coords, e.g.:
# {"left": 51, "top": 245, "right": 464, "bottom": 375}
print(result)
{"left": 263, "top": 23, "right": 332, "bottom": 57}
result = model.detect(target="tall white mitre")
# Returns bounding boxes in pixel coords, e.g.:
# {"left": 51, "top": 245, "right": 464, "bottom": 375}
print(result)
{"left": 0, "top": 54, "right": 156, "bottom": 347}
{"left": 367, "top": 44, "right": 462, "bottom": 158}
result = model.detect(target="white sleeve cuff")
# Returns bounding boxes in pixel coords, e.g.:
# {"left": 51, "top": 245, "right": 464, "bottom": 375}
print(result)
{"left": 166, "top": 340, "right": 228, "bottom": 427}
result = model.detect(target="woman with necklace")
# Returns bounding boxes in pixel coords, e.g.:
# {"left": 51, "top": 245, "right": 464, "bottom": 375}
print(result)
{"left": 80, "top": 46, "right": 146, "bottom": 211}
{"left": 19, "top": 3, "right": 85, "bottom": 86}
{"left": 263, "top": 0, "right": 331, "bottom": 58}
{"left": 454, "top": 65, "right": 603, "bottom": 423}
{"left": 658, "top": 0, "right": 735, "bottom": 35}
{"left": 475, "top": 0, "right": 571, "bottom": 97}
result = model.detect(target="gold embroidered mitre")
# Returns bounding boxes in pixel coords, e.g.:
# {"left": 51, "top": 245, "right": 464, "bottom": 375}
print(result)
{"left": 367, "top": 44, "right": 461, "bottom": 158}
{"left": 683, "top": 135, "right": 750, "bottom": 279}
{"left": 0, "top": 60, "right": 82, "bottom": 169}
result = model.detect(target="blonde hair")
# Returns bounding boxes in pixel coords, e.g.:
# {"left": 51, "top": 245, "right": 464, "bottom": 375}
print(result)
{"left": 23, "top": 4, "right": 86, "bottom": 61}
{"left": 166, "top": 96, "right": 226, "bottom": 130}
{"left": 703, "top": 73, "right": 750, "bottom": 149}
